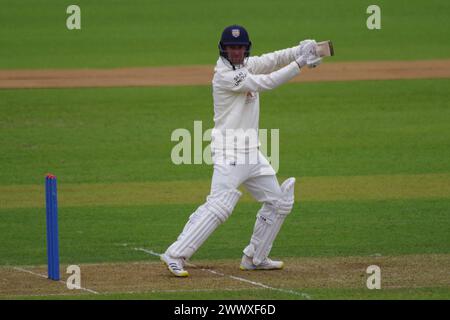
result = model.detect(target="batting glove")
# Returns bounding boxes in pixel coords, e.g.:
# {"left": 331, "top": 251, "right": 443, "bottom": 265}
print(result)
{"left": 306, "top": 54, "right": 322, "bottom": 68}
{"left": 295, "top": 55, "right": 308, "bottom": 68}
{"left": 295, "top": 39, "right": 317, "bottom": 58}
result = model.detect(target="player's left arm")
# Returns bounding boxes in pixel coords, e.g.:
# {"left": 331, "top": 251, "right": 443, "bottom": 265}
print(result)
{"left": 246, "top": 47, "right": 297, "bottom": 75}
{"left": 247, "top": 39, "right": 317, "bottom": 74}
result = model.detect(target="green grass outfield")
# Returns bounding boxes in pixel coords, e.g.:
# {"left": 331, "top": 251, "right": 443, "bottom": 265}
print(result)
{"left": 1, "top": 79, "right": 449, "bottom": 299}
{"left": 1, "top": 0, "right": 449, "bottom": 69}
{"left": 1, "top": 199, "right": 449, "bottom": 266}
{"left": 1, "top": 79, "right": 449, "bottom": 185}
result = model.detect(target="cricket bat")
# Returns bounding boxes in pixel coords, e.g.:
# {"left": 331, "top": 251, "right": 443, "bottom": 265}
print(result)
{"left": 316, "top": 40, "right": 334, "bottom": 57}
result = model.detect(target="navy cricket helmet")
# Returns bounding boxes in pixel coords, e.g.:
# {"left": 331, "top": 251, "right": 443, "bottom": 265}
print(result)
{"left": 218, "top": 25, "right": 252, "bottom": 64}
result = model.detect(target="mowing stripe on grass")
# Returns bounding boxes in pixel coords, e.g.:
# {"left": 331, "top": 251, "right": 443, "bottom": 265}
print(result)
{"left": 2, "top": 287, "right": 268, "bottom": 299}
{"left": 1, "top": 173, "right": 449, "bottom": 209}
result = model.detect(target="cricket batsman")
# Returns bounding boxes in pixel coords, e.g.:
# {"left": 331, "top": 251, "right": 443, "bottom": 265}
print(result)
{"left": 161, "top": 25, "right": 323, "bottom": 277}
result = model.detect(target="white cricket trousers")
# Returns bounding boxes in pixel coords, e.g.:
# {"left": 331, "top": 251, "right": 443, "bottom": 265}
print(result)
{"left": 165, "top": 150, "right": 283, "bottom": 260}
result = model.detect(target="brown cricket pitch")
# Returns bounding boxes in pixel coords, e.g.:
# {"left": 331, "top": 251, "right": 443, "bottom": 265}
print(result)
{"left": 1, "top": 254, "right": 448, "bottom": 298}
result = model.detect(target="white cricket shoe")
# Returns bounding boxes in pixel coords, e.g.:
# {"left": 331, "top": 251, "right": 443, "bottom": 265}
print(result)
{"left": 239, "top": 254, "right": 284, "bottom": 271}
{"left": 160, "top": 253, "right": 189, "bottom": 277}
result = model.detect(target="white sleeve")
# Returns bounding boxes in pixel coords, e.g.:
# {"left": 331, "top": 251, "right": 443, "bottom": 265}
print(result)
{"left": 216, "top": 62, "right": 300, "bottom": 93}
{"left": 246, "top": 46, "right": 298, "bottom": 74}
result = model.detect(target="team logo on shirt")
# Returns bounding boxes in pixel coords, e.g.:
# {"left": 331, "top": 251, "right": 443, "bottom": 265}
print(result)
{"left": 231, "top": 29, "right": 240, "bottom": 37}
{"left": 233, "top": 71, "right": 246, "bottom": 86}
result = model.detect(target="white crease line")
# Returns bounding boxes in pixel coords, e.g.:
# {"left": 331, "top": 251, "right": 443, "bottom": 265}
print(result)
{"left": 13, "top": 267, "right": 100, "bottom": 295}
{"left": 13, "top": 267, "right": 48, "bottom": 279}
{"left": 134, "top": 247, "right": 161, "bottom": 257}
{"left": 134, "top": 247, "right": 311, "bottom": 300}
{"left": 203, "top": 268, "right": 310, "bottom": 299}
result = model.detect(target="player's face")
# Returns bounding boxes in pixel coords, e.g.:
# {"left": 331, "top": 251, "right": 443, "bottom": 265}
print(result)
{"left": 225, "top": 45, "right": 246, "bottom": 65}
